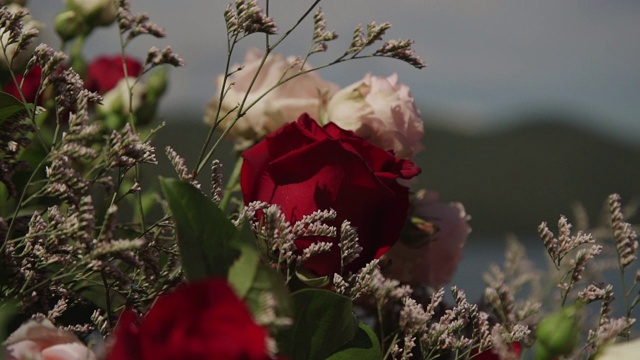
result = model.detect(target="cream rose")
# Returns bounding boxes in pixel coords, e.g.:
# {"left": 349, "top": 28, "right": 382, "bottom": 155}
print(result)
{"left": 0, "top": 4, "right": 42, "bottom": 70}
{"left": 3, "top": 319, "right": 97, "bottom": 360}
{"left": 381, "top": 190, "right": 471, "bottom": 288}
{"left": 204, "top": 48, "right": 338, "bottom": 148}
{"left": 66, "top": 0, "right": 118, "bottom": 27}
{"left": 326, "top": 73, "right": 424, "bottom": 159}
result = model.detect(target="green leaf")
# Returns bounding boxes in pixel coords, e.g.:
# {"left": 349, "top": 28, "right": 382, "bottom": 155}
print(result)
{"left": 326, "top": 323, "right": 381, "bottom": 360}
{"left": 160, "top": 178, "right": 238, "bottom": 281}
{"left": 285, "top": 288, "right": 359, "bottom": 360}
{"left": 243, "top": 262, "right": 292, "bottom": 317}
{"left": 0, "top": 91, "right": 31, "bottom": 123}
{"left": 295, "top": 268, "right": 330, "bottom": 288}
{"left": 227, "top": 222, "right": 261, "bottom": 298}
{"left": 0, "top": 299, "right": 19, "bottom": 344}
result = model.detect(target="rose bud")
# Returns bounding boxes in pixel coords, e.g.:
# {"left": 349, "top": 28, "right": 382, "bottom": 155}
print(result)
{"left": 66, "top": 0, "right": 118, "bottom": 28}
{"left": 535, "top": 304, "right": 581, "bottom": 360}
{"left": 54, "top": 10, "right": 88, "bottom": 41}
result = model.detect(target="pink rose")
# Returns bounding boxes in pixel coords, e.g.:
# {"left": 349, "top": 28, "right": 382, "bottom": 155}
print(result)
{"left": 204, "top": 48, "right": 338, "bottom": 148}
{"left": 3, "top": 319, "right": 97, "bottom": 360}
{"left": 381, "top": 190, "right": 471, "bottom": 288}
{"left": 326, "top": 73, "right": 424, "bottom": 159}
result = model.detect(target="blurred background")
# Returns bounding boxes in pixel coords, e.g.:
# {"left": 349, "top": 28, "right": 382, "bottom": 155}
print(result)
{"left": 26, "top": 0, "right": 640, "bottom": 297}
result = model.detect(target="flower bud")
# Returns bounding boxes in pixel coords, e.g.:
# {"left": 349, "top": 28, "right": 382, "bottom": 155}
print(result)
{"left": 535, "top": 304, "right": 581, "bottom": 360}
{"left": 54, "top": 10, "right": 86, "bottom": 41}
{"left": 66, "top": 0, "right": 117, "bottom": 28}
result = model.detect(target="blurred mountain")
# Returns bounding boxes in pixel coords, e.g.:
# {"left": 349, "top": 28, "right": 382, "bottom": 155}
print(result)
{"left": 154, "top": 110, "right": 640, "bottom": 236}
{"left": 420, "top": 110, "right": 640, "bottom": 236}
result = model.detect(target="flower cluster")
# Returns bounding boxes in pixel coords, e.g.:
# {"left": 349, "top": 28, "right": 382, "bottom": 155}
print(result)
{"left": 1, "top": 1, "right": 639, "bottom": 360}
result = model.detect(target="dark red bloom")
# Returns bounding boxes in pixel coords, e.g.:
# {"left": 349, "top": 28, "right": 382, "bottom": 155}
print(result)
{"left": 85, "top": 55, "right": 143, "bottom": 94}
{"left": 241, "top": 113, "right": 420, "bottom": 276}
{"left": 471, "top": 342, "right": 522, "bottom": 360}
{"left": 2, "top": 65, "right": 42, "bottom": 104}
{"left": 107, "top": 279, "right": 269, "bottom": 360}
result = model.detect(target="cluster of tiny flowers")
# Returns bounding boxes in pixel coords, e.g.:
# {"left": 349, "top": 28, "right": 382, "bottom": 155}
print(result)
{"left": 165, "top": 146, "right": 201, "bottom": 189}
{"left": 117, "top": 0, "right": 166, "bottom": 42}
{"left": 210, "top": 159, "right": 224, "bottom": 203}
{"left": 0, "top": 5, "right": 39, "bottom": 66}
{"left": 224, "top": 0, "right": 277, "bottom": 38}
{"left": 608, "top": 193, "right": 639, "bottom": 269}
{"left": 337, "top": 221, "right": 362, "bottom": 271}
{"left": 237, "top": 202, "right": 363, "bottom": 275}
{"left": 310, "top": 8, "right": 337, "bottom": 54}
{"left": 539, "top": 215, "right": 597, "bottom": 268}
{"left": 345, "top": 22, "right": 391, "bottom": 55}
{"left": 107, "top": 123, "right": 157, "bottom": 170}
{"left": 145, "top": 46, "right": 185, "bottom": 69}
{"left": 332, "top": 259, "right": 380, "bottom": 300}
{"left": 374, "top": 39, "right": 426, "bottom": 69}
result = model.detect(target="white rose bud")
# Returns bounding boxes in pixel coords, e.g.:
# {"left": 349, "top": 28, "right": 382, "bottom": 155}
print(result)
{"left": 327, "top": 73, "right": 424, "bottom": 159}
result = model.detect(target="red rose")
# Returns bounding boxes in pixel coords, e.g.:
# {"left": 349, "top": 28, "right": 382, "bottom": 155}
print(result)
{"left": 3, "top": 65, "right": 42, "bottom": 104}
{"left": 471, "top": 342, "right": 522, "bottom": 360}
{"left": 241, "top": 113, "right": 420, "bottom": 276}
{"left": 85, "top": 55, "right": 143, "bottom": 94}
{"left": 107, "top": 279, "right": 269, "bottom": 360}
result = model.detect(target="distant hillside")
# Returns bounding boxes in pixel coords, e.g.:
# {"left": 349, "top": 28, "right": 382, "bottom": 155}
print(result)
{"left": 420, "top": 117, "right": 640, "bottom": 235}
{"left": 154, "top": 113, "right": 640, "bottom": 236}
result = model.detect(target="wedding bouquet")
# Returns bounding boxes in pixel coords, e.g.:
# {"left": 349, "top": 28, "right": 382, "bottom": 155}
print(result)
{"left": 1, "top": 0, "right": 638, "bottom": 359}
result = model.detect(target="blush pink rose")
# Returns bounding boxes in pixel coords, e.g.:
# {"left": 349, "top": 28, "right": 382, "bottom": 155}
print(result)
{"left": 204, "top": 48, "right": 338, "bottom": 148}
{"left": 3, "top": 319, "right": 97, "bottom": 360}
{"left": 326, "top": 73, "right": 424, "bottom": 159}
{"left": 381, "top": 190, "right": 471, "bottom": 288}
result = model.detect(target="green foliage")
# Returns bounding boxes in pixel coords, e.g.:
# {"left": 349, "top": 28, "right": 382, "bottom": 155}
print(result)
{"left": 0, "top": 92, "right": 33, "bottom": 123}
{"left": 160, "top": 178, "right": 238, "bottom": 281}
{"left": 326, "top": 323, "right": 381, "bottom": 360}
{"left": 282, "top": 288, "right": 359, "bottom": 360}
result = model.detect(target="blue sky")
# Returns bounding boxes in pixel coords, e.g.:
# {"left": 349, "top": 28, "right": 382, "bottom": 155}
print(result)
{"left": 29, "top": 0, "right": 640, "bottom": 142}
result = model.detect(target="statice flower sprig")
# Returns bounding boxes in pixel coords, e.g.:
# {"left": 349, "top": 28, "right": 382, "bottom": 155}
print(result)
{"left": 194, "top": 0, "right": 425, "bottom": 177}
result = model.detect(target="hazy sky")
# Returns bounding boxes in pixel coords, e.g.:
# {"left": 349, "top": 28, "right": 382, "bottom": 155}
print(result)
{"left": 28, "top": 0, "right": 640, "bottom": 142}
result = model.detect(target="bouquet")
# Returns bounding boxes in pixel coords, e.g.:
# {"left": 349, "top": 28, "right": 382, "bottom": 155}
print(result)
{"left": 0, "top": 0, "right": 638, "bottom": 359}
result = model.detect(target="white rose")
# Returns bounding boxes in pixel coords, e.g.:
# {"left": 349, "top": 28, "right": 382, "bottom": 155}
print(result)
{"left": 204, "top": 48, "right": 338, "bottom": 148}
{"left": 3, "top": 319, "right": 97, "bottom": 360}
{"left": 326, "top": 73, "right": 424, "bottom": 159}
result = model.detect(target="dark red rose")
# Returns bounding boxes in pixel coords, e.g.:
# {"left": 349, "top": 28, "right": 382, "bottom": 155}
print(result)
{"left": 3, "top": 65, "right": 42, "bottom": 104}
{"left": 85, "top": 55, "right": 143, "bottom": 94}
{"left": 241, "top": 113, "right": 420, "bottom": 276}
{"left": 471, "top": 342, "right": 522, "bottom": 360}
{"left": 107, "top": 279, "right": 269, "bottom": 360}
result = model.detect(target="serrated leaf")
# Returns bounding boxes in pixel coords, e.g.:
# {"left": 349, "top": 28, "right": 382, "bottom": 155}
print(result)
{"left": 285, "top": 288, "right": 358, "bottom": 360}
{"left": 160, "top": 178, "right": 238, "bottom": 281}
{"left": 326, "top": 323, "right": 381, "bottom": 360}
